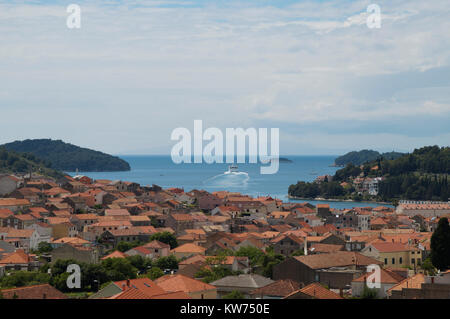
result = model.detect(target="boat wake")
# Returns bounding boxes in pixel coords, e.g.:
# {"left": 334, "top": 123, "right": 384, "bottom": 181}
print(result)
{"left": 204, "top": 168, "right": 250, "bottom": 188}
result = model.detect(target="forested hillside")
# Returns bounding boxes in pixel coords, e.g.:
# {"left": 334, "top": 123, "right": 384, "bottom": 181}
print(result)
{"left": 334, "top": 149, "right": 404, "bottom": 166}
{"left": 290, "top": 146, "right": 449, "bottom": 202}
{"left": 0, "top": 148, "right": 64, "bottom": 179}
{"left": 2, "top": 139, "right": 130, "bottom": 172}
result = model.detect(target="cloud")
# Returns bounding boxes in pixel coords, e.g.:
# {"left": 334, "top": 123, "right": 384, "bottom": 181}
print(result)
{"left": 0, "top": 0, "right": 449, "bottom": 154}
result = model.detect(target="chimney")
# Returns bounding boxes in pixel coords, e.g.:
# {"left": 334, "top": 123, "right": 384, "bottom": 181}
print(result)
{"left": 126, "top": 279, "right": 130, "bottom": 287}
{"left": 304, "top": 237, "right": 308, "bottom": 256}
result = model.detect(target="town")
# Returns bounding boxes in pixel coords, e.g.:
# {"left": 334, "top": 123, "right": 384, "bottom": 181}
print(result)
{"left": 0, "top": 172, "right": 449, "bottom": 299}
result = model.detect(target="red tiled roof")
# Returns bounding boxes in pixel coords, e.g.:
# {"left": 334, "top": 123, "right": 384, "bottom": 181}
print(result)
{"left": 251, "top": 279, "right": 301, "bottom": 297}
{"left": 0, "top": 284, "right": 67, "bottom": 299}
{"left": 285, "top": 283, "right": 342, "bottom": 299}
{"left": 155, "top": 274, "right": 216, "bottom": 293}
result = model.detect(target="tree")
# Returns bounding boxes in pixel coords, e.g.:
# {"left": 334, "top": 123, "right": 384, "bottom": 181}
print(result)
{"left": 430, "top": 217, "right": 450, "bottom": 271}
{"left": 117, "top": 240, "right": 142, "bottom": 252}
{"left": 126, "top": 255, "right": 152, "bottom": 274}
{"left": 195, "top": 266, "right": 234, "bottom": 283}
{"left": 37, "top": 242, "right": 53, "bottom": 254}
{"left": 101, "top": 258, "right": 138, "bottom": 281}
{"left": 235, "top": 246, "right": 265, "bottom": 267}
{"left": 154, "top": 255, "right": 179, "bottom": 270}
{"left": 361, "top": 285, "right": 378, "bottom": 299}
{"left": 147, "top": 267, "right": 164, "bottom": 280}
{"left": 222, "top": 290, "right": 246, "bottom": 299}
{"left": 0, "top": 271, "right": 50, "bottom": 289}
{"left": 420, "top": 257, "right": 437, "bottom": 276}
{"left": 150, "top": 232, "right": 178, "bottom": 249}
{"left": 291, "top": 249, "right": 304, "bottom": 256}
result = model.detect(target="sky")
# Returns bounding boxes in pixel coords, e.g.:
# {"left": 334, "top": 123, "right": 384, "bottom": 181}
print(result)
{"left": 0, "top": 0, "right": 449, "bottom": 155}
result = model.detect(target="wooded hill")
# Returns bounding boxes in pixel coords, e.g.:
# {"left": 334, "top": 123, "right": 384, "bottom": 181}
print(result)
{"left": 289, "top": 146, "right": 449, "bottom": 202}
{"left": 2, "top": 139, "right": 130, "bottom": 172}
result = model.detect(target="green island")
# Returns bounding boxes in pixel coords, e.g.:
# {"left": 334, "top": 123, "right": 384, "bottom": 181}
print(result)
{"left": 333, "top": 149, "right": 405, "bottom": 166}
{"left": 0, "top": 147, "right": 65, "bottom": 179}
{"left": 289, "top": 145, "right": 449, "bottom": 204}
{"left": 1, "top": 139, "right": 130, "bottom": 172}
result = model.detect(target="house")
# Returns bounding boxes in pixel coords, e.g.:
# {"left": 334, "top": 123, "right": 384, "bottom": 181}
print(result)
{"left": 205, "top": 255, "right": 250, "bottom": 274}
{"left": 46, "top": 218, "right": 77, "bottom": 239}
{"left": 0, "top": 198, "right": 31, "bottom": 213}
{"left": 1, "top": 213, "right": 37, "bottom": 229}
{"left": 155, "top": 274, "right": 217, "bottom": 299}
{"left": 101, "top": 250, "right": 128, "bottom": 260}
{"left": 0, "top": 249, "right": 37, "bottom": 271}
{"left": 351, "top": 268, "right": 404, "bottom": 298}
{"left": 211, "top": 206, "right": 239, "bottom": 218}
{"left": 25, "top": 222, "right": 52, "bottom": 246}
{"left": 387, "top": 270, "right": 450, "bottom": 299}
{"left": 0, "top": 284, "right": 67, "bottom": 299}
{"left": 9, "top": 188, "right": 42, "bottom": 204}
{"left": 250, "top": 279, "right": 302, "bottom": 299}
{"left": 387, "top": 273, "right": 426, "bottom": 299}
{"left": 0, "top": 175, "right": 20, "bottom": 196}
{"left": 4, "top": 228, "right": 39, "bottom": 251}
{"left": 50, "top": 237, "right": 91, "bottom": 249}
{"left": 98, "top": 226, "right": 153, "bottom": 248}
{"left": 105, "top": 208, "right": 131, "bottom": 218}
{"left": 70, "top": 214, "right": 100, "bottom": 232}
{"left": 0, "top": 240, "right": 16, "bottom": 259}
{"left": 271, "top": 234, "right": 304, "bottom": 256}
{"left": 360, "top": 242, "right": 423, "bottom": 268}
{"left": 51, "top": 243, "right": 99, "bottom": 264}
{"left": 284, "top": 283, "right": 343, "bottom": 299}
{"left": 396, "top": 201, "right": 450, "bottom": 217}
{"left": 166, "top": 214, "right": 195, "bottom": 235}
{"left": 309, "top": 243, "right": 344, "bottom": 254}
{"left": 211, "top": 274, "right": 274, "bottom": 298}
{"left": 195, "top": 192, "right": 223, "bottom": 211}
{"left": 226, "top": 196, "right": 266, "bottom": 215}
{"left": 316, "top": 204, "right": 331, "bottom": 218}
{"left": 125, "top": 240, "right": 170, "bottom": 259}
{"left": 62, "top": 196, "right": 89, "bottom": 212}
{"left": 170, "top": 243, "right": 206, "bottom": 259}
{"left": 130, "top": 215, "right": 151, "bottom": 227}
{"left": 89, "top": 278, "right": 166, "bottom": 299}
{"left": 273, "top": 251, "right": 382, "bottom": 289}
{"left": 0, "top": 209, "right": 13, "bottom": 227}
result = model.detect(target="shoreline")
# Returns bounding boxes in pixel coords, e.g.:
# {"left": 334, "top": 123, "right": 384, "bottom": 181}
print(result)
{"left": 287, "top": 195, "right": 394, "bottom": 206}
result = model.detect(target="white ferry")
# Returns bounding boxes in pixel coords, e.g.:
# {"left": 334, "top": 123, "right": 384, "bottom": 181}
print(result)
{"left": 228, "top": 165, "right": 239, "bottom": 173}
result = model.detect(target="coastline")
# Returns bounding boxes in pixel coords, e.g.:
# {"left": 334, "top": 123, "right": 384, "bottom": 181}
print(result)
{"left": 287, "top": 195, "right": 394, "bottom": 206}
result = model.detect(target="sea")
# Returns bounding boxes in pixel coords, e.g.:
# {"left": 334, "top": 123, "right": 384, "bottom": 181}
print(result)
{"left": 68, "top": 155, "right": 393, "bottom": 209}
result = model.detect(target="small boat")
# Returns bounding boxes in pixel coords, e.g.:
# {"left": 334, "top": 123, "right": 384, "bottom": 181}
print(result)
{"left": 229, "top": 165, "right": 239, "bottom": 173}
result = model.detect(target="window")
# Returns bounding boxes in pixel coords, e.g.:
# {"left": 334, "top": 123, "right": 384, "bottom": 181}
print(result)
{"left": 384, "top": 258, "right": 388, "bottom": 265}
{"left": 392, "top": 258, "right": 395, "bottom": 264}
{"left": 412, "top": 258, "right": 415, "bottom": 264}
{"left": 399, "top": 257, "right": 403, "bottom": 264}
